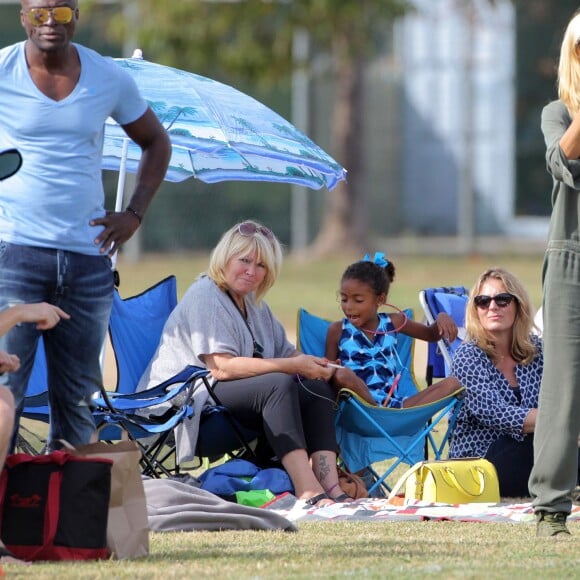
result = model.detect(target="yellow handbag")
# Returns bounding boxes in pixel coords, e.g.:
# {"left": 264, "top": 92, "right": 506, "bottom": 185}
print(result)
{"left": 388, "top": 458, "right": 500, "bottom": 504}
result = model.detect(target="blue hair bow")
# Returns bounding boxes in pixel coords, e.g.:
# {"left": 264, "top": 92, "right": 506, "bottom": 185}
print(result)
{"left": 362, "top": 252, "right": 389, "bottom": 268}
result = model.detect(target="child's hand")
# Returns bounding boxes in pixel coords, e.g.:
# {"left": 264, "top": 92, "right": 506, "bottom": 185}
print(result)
{"left": 0, "top": 350, "right": 20, "bottom": 373}
{"left": 16, "top": 303, "right": 70, "bottom": 330}
{"left": 435, "top": 313, "right": 458, "bottom": 342}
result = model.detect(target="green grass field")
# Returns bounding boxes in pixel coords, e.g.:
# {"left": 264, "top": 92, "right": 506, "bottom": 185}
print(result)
{"left": 7, "top": 520, "right": 579, "bottom": 578}
{"left": 9, "top": 251, "right": 579, "bottom": 579}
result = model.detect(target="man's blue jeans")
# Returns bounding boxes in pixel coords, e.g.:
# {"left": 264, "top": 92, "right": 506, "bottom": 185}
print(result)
{"left": 0, "top": 243, "right": 114, "bottom": 447}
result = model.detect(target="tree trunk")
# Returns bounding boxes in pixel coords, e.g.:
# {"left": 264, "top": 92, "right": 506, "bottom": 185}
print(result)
{"left": 310, "top": 38, "right": 366, "bottom": 257}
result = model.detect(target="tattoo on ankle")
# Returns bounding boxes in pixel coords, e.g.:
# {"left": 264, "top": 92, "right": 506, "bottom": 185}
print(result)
{"left": 318, "top": 454, "right": 331, "bottom": 483}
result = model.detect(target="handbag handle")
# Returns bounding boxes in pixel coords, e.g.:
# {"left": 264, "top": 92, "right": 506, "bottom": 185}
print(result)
{"left": 31, "top": 470, "right": 62, "bottom": 561}
{"left": 387, "top": 462, "right": 423, "bottom": 501}
{"left": 58, "top": 425, "right": 131, "bottom": 450}
{"left": 439, "top": 465, "right": 486, "bottom": 497}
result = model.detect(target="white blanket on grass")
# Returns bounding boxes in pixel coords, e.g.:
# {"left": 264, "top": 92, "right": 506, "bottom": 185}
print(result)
{"left": 264, "top": 493, "right": 580, "bottom": 524}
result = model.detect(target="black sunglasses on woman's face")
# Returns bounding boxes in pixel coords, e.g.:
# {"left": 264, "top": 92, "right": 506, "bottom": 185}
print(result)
{"left": 473, "top": 293, "right": 516, "bottom": 309}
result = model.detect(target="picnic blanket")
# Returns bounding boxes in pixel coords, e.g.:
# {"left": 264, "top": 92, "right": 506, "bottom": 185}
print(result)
{"left": 143, "top": 475, "right": 578, "bottom": 530}
{"left": 263, "top": 493, "right": 580, "bottom": 524}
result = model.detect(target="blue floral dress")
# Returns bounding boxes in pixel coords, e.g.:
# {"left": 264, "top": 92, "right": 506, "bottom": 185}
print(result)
{"left": 449, "top": 334, "right": 542, "bottom": 458}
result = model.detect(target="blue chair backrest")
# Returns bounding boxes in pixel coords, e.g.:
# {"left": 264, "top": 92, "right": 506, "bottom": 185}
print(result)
{"left": 24, "top": 276, "right": 178, "bottom": 401}
{"left": 421, "top": 286, "right": 469, "bottom": 378}
{"left": 296, "top": 307, "right": 419, "bottom": 399}
{"left": 109, "top": 275, "right": 178, "bottom": 394}
{"left": 296, "top": 308, "right": 331, "bottom": 358}
{"left": 25, "top": 337, "right": 48, "bottom": 399}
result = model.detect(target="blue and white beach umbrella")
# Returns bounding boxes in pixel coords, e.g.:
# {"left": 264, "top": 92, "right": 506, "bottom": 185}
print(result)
{"left": 103, "top": 51, "right": 347, "bottom": 209}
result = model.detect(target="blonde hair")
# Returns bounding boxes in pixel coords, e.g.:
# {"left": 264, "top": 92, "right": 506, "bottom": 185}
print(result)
{"left": 465, "top": 268, "right": 538, "bottom": 364}
{"left": 558, "top": 10, "right": 580, "bottom": 114}
{"left": 207, "top": 220, "right": 283, "bottom": 303}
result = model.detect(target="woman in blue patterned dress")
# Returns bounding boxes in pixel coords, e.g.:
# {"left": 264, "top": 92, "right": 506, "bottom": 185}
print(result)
{"left": 325, "top": 254, "right": 461, "bottom": 407}
{"left": 449, "top": 268, "right": 542, "bottom": 497}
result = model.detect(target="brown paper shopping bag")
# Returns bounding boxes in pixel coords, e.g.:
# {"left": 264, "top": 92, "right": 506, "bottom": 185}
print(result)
{"left": 72, "top": 439, "right": 149, "bottom": 559}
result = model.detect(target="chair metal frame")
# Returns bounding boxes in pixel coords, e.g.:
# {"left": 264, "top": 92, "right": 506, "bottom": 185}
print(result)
{"left": 418, "top": 286, "right": 469, "bottom": 384}
{"left": 95, "top": 277, "right": 259, "bottom": 474}
{"left": 334, "top": 388, "right": 464, "bottom": 493}
{"left": 19, "top": 276, "right": 201, "bottom": 477}
{"left": 91, "top": 276, "right": 204, "bottom": 477}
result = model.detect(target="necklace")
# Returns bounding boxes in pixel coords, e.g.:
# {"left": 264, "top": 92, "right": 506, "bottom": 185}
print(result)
{"left": 361, "top": 326, "right": 387, "bottom": 336}
{"left": 225, "top": 290, "right": 264, "bottom": 358}
{"left": 227, "top": 290, "right": 247, "bottom": 318}
{"left": 359, "top": 305, "right": 408, "bottom": 335}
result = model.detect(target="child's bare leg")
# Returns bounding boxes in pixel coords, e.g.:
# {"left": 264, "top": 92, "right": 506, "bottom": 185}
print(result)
{"left": 331, "top": 368, "right": 376, "bottom": 405}
{"left": 402, "top": 377, "right": 462, "bottom": 407}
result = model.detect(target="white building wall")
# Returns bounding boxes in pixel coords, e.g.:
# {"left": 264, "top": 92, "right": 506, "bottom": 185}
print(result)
{"left": 401, "top": 0, "right": 517, "bottom": 235}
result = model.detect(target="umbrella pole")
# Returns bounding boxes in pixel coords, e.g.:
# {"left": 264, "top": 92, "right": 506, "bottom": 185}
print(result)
{"left": 114, "top": 138, "right": 130, "bottom": 212}
{"left": 111, "top": 138, "right": 130, "bottom": 270}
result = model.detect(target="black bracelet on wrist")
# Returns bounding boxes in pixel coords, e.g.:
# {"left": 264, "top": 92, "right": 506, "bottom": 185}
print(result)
{"left": 125, "top": 206, "right": 142, "bottom": 224}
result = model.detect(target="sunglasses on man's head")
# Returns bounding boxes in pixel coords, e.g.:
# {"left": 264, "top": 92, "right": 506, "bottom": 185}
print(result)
{"left": 238, "top": 222, "right": 274, "bottom": 241}
{"left": 474, "top": 293, "right": 516, "bottom": 309}
{"left": 25, "top": 6, "right": 75, "bottom": 26}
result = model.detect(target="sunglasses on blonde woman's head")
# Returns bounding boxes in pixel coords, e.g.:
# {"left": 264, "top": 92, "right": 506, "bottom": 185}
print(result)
{"left": 238, "top": 222, "right": 274, "bottom": 240}
{"left": 474, "top": 293, "right": 516, "bottom": 309}
{"left": 25, "top": 6, "right": 75, "bottom": 26}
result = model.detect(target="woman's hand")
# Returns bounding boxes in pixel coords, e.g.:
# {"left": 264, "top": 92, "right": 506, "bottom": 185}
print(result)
{"left": 435, "top": 313, "right": 458, "bottom": 342}
{"left": 205, "top": 352, "right": 334, "bottom": 382}
{"left": 292, "top": 354, "right": 335, "bottom": 381}
{"left": 523, "top": 408, "right": 537, "bottom": 434}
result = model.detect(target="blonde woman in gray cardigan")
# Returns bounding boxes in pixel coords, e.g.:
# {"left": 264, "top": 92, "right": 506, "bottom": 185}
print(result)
{"left": 140, "top": 220, "right": 350, "bottom": 507}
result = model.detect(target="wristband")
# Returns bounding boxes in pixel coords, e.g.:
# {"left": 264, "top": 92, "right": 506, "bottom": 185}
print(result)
{"left": 125, "top": 206, "right": 142, "bottom": 224}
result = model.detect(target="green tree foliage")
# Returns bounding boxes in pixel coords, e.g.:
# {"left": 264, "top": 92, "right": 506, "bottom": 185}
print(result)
{"left": 102, "top": 0, "right": 412, "bottom": 255}
{"left": 94, "top": 0, "right": 512, "bottom": 253}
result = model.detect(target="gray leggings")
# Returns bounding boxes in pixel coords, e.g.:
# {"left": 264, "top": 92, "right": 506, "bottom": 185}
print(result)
{"left": 529, "top": 244, "right": 580, "bottom": 514}
{"left": 212, "top": 372, "right": 338, "bottom": 460}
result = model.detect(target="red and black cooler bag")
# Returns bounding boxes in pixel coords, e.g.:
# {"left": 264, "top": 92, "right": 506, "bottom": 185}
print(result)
{"left": 0, "top": 450, "right": 113, "bottom": 561}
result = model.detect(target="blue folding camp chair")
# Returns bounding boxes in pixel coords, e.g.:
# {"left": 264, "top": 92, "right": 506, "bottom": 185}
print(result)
{"left": 18, "top": 276, "right": 201, "bottom": 475}
{"left": 19, "top": 278, "right": 182, "bottom": 450}
{"left": 418, "top": 286, "right": 469, "bottom": 384}
{"left": 90, "top": 276, "right": 211, "bottom": 477}
{"left": 93, "top": 276, "right": 259, "bottom": 475}
{"left": 16, "top": 338, "right": 50, "bottom": 453}
{"left": 297, "top": 307, "right": 465, "bottom": 493}
{"left": 20, "top": 276, "right": 268, "bottom": 474}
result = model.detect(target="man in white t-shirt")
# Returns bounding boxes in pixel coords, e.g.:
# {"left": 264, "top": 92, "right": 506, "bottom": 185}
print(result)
{"left": 0, "top": 0, "right": 171, "bottom": 448}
